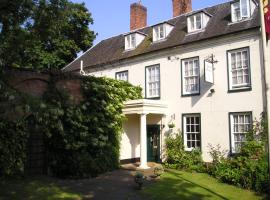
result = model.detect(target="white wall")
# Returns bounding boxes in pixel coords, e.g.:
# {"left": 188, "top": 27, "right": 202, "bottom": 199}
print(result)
{"left": 89, "top": 30, "right": 264, "bottom": 162}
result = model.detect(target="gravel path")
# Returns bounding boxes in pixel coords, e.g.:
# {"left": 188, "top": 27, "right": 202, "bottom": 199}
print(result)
{"left": 54, "top": 163, "right": 160, "bottom": 200}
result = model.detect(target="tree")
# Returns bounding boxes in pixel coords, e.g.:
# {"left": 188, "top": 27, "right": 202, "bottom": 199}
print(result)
{"left": 0, "top": 0, "right": 96, "bottom": 70}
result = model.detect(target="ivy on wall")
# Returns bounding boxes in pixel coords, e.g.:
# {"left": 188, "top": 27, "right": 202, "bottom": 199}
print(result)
{"left": 0, "top": 72, "right": 142, "bottom": 178}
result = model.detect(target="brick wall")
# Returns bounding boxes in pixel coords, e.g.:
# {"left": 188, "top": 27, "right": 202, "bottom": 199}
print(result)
{"left": 130, "top": 2, "right": 147, "bottom": 31}
{"left": 172, "top": 0, "right": 192, "bottom": 17}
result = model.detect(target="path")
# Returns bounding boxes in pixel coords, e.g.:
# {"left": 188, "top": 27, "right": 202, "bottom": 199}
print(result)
{"left": 54, "top": 162, "right": 160, "bottom": 200}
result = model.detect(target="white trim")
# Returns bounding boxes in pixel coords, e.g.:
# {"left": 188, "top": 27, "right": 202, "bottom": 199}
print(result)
{"left": 123, "top": 99, "right": 168, "bottom": 115}
{"left": 182, "top": 57, "right": 200, "bottom": 95}
{"left": 183, "top": 114, "right": 201, "bottom": 151}
{"left": 228, "top": 47, "right": 251, "bottom": 90}
{"left": 146, "top": 65, "right": 160, "bottom": 98}
{"left": 229, "top": 112, "right": 252, "bottom": 153}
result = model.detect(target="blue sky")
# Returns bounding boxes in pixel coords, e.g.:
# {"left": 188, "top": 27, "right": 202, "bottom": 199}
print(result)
{"left": 72, "top": 0, "right": 230, "bottom": 44}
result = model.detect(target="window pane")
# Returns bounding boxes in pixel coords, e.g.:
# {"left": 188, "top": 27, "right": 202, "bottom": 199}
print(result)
{"left": 196, "top": 14, "right": 202, "bottom": 29}
{"left": 147, "top": 66, "right": 160, "bottom": 98}
{"left": 231, "top": 113, "right": 252, "bottom": 153}
{"left": 190, "top": 16, "right": 195, "bottom": 30}
{"left": 182, "top": 58, "right": 200, "bottom": 94}
{"left": 230, "top": 48, "right": 250, "bottom": 88}
{"left": 185, "top": 115, "right": 201, "bottom": 150}
{"left": 241, "top": 0, "right": 250, "bottom": 17}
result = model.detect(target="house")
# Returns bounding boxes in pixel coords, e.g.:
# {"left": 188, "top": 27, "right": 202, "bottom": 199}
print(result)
{"left": 63, "top": 0, "right": 269, "bottom": 169}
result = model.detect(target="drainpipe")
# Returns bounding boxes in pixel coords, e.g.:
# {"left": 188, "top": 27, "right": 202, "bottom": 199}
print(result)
{"left": 259, "top": 0, "right": 270, "bottom": 172}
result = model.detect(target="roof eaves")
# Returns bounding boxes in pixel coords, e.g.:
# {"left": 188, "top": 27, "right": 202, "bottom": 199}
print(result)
{"left": 81, "top": 26, "right": 259, "bottom": 72}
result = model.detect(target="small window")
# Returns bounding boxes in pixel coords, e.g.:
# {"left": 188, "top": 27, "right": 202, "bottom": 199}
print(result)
{"left": 146, "top": 65, "right": 160, "bottom": 98}
{"left": 229, "top": 112, "right": 252, "bottom": 153}
{"left": 125, "top": 34, "right": 136, "bottom": 50}
{"left": 181, "top": 57, "right": 200, "bottom": 96}
{"left": 188, "top": 13, "right": 202, "bottom": 32}
{"left": 183, "top": 114, "right": 201, "bottom": 151}
{"left": 231, "top": 0, "right": 252, "bottom": 22}
{"left": 154, "top": 24, "right": 166, "bottom": 41}
{"left": 116, "top": 71, "right": 128, "bottom": 81}
{"left": 187, "top": 12, "right": 211, "bottom": 33}
{"left": 227, "top": 47, "right": 251, "bottom": 91}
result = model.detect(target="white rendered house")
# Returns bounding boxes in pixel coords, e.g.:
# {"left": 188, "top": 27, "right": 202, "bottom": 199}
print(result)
{"left": 63, "top": 0, "right": 267, "bottom": 168}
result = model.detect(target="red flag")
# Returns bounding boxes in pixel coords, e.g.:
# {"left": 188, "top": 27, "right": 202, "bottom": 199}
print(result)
{"left": 265, "top": 5, "right": 270, "bottom": 39}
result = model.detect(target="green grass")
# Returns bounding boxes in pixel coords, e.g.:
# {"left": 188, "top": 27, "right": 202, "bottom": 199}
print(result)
{"left": 143, "top": 169, "right": 269, "bottom": 200}
{"left": 0, "top": 177, "right": 81, "bottom": 200}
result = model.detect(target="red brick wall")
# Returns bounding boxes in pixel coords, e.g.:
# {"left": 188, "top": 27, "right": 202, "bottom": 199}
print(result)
{"left": 130, "top": 2, "right": 147, "bottom": 31}
{"left": 5, "top": 69, "right": 84, "bottom": 104}
{"left": 172, "top": 0, "right": 192, "bottom": 17}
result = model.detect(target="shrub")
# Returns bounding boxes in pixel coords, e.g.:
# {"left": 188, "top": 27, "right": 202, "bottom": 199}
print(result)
{"left": 208, "top": 114, "right": 270, "bottom": 193}
{"left": 154, "top": 165, "right": 164, "bottom": 177}
{"left": 0, "top": 74, "right": 142, "bottom": 178}
{"left": 165, "top": 133, "right": 204, "bottom": 172}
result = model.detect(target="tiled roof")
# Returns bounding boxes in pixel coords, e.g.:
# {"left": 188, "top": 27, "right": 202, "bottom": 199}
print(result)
{"left": 63, "top": 1, "right": 259, "bottom": 72}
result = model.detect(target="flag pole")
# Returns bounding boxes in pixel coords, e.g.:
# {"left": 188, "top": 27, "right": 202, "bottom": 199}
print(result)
{"left": 259, "top": 0, "right": 270, "bottom": 172}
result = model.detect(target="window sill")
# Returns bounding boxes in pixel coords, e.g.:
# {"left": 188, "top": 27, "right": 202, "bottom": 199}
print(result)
{"left": 123, "top": 47, "right": 136, "bottom": 52}
{"left": 186, "top": 29, "right": 205, "bottom": 35}
{"left": 152, "top": 38, "right": 168, "bottom": 44}
{"left": 228, "top": 87, "right": 252, "bottom": 93}
{"left": 181, "top": 92, "right": 200, "bottom": 97}
{"left": 228, "top": 17, "right": 252, "bottom": 25}
{"left": 145, "top": 97, "right": 161, "bottom": 100}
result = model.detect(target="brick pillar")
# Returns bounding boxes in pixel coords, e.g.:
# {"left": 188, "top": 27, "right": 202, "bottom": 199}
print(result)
{"left": 172, "top": 0, "right": 192, "bottom": 17}
{"left": 130, "top": 2, "right": 147, "bottom": 31}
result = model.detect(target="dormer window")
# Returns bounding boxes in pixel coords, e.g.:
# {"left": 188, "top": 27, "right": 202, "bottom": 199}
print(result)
{"left": 153, "top": 23, "right": 174, "bottom": 42}
{"left": 231, "top": 0, "right": 256, "bottom": 23}
{"left": 187, "top": 12, "right": 210, "bottom": 33}
{"left": 124, "top": 32, "right": 146, "bottom": 51}
{"left": 126, "top": 34, "right": 136, "bottom": 50}
{"left": 154, "top": 25, "right": 165, "bottom": 41}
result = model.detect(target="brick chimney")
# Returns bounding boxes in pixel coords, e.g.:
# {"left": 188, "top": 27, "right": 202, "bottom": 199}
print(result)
{"left": 172, "top": 0, "right": 192, "bottom": 17}
{"left": 130, "top": 2, "right": 147, "bottom": 31}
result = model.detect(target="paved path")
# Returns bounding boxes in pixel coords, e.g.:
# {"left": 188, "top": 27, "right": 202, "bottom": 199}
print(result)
{"left": 55, "top": 163, "right": 160, "bottom": 200}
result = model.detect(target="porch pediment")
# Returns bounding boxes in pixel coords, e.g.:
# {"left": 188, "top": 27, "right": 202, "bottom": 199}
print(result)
{"left": 123, "top": 99, "right": 168, "bottom": 115}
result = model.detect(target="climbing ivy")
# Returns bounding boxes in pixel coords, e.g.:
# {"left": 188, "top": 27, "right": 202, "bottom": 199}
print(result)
{"left": 0, "top": 72, "right": 142, "bottom": 178}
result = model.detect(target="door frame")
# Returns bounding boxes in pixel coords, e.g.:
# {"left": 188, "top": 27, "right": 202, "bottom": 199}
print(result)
{"left": 147, "top": 124, "right": 161, "bottom": 162}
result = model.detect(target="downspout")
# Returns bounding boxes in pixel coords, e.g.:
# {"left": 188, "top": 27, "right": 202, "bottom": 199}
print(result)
{"left": 259, "top": 0, "right": 270, "bottom": 172}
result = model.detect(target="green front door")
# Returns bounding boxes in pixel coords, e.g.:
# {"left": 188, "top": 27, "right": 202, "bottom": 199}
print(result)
{"left": 147, "top": 125, "right": 161, "bottom": 162}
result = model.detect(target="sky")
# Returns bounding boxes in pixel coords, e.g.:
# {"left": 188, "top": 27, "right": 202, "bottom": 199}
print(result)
{"left": 72, "top": 0, "right": 230, "bottom": 45}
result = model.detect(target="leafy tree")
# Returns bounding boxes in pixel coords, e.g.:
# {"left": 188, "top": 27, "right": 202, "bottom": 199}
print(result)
{"left": 0, "top": 0, "right": 96, "bottom": 70}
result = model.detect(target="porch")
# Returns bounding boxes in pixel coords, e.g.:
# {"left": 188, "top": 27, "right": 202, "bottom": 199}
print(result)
{"left": 121, "top": 99, "right": 168, "bottom": 169}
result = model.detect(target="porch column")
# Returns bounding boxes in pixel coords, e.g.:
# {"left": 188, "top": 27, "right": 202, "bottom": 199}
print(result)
{"left": 139, "top": 113, "right": 149, "bottom": 169}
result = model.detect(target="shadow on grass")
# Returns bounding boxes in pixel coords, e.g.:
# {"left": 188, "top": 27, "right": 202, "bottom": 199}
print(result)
{"left": 168, "top": 170, "right": 229, "bottom": 200}
{"left": 143, "top": 170, "right": 268, "bottom": 200}
{"left": 0, "top": 177, "right": 81, "bottom": 200}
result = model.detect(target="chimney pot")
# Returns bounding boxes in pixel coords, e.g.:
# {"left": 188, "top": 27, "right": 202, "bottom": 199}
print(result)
{"left": 172, "top": 0, "right": 192, "bottom": 17}
{"left": 130, "top": 2, "right": 147, "bottom": 31}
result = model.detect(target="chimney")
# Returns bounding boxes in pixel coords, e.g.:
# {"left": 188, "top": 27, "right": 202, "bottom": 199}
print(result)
{"left": 172, "top": 0, "right": 192, "bottom": 17}
{"left": 130, "top": 2, "right": 147, "bottom": 31}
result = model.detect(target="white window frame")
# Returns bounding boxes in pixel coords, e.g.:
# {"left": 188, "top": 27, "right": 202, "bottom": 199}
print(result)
{"left": 188, "top": 13, "right": 203, "bottom": 32}
{"left": 231, "top": 0, "right": 252, "bottom": 23}
{"left": 116, "top": 71, "right": 128, "bottom": 81}
{"left": 183, "top": 114, "right": 201, "bottom": 151}
{"left": 125, "top": 34, "right": 136, "bottom": 50}
{"left": 145, "top": 65, "right": 160, "bottom": 98}
{"left": 227, "top": 47, "right": 251, "bottom": 91}
{"left": 153, "top": 24, "right": 166, "bottom": 41}
{"left": 229, "top": 112, "right": 252, "bottom": 153}
{"left": 181, "top": 57, "right": 200, "bottom": 95}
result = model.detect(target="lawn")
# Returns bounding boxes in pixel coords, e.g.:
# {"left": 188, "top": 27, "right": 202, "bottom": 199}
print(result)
{"left": 0, "top": 177, "right": 81, "bottom": 200}
{"left": 143, "top": 169, "right": 269, "bottom": 200}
